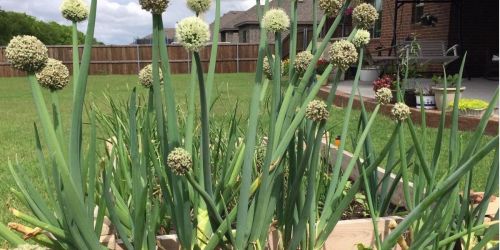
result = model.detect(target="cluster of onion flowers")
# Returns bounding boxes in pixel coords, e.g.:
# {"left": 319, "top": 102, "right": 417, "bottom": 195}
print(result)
{"left": 319, "top": 0, "right": 344, "bottom": 17}
{"left": 306, "top": 100, "right": 330, "bottom": 122}
{"left": 328, "top": 40, "right": 358, "bottom": 71}
{"left": 261, "top": 8, "right": 290, "bottom": 33}
{"left": 187, "top": 0, "right": 211, "bottom": 15}
{"left": 138, "top": 64, "right": 163, "bottom": 88}
{"left": 139, "top": 0, "right": 169, "bottom": 14}
{"left": 60, "top": 0, "right": 89, "bottom": 22}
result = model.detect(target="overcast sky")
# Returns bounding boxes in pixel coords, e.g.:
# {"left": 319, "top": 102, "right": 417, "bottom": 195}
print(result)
{"left": 0, "top": 0, "right": 255, "bottom": 44}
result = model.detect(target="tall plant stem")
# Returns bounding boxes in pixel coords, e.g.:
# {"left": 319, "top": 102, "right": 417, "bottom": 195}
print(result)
{"left": 51, "top": 91, "right": 65, "bottom": 148}
{"left": 155, "top": 15, "right": 180, "bottom": 145}
{"left": 71, "top": 21, "right": 80, "bottom": 97}
{"left": 206, "top": 0, "right": 221, "bottom": 104}
{"left": 68, "top": 0, "right": 98, "bottom": 195}
{"left": 248, "top": 31, "right": 282, "bottom": 244}
{"left": 398, "top": 123, "right": 414, "bottom": 210}
{"left": 194, "top": 52, "right": 213, "bottom": 198}
{"left": 185, "top": 62, "right": 197, "bottom": 153}
{"left": 235, "top": 1, "right": 269, "bottom": 247}
{"left": 28, "top": 74, "right": 101, "bottom": 249}
{"left": 311, "top": 0, "right": 317, "bottom": 54}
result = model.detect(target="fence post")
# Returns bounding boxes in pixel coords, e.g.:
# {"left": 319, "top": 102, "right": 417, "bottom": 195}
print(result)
{"left": 136, "top": 44, "right": 141, "bottom": 74}
{"left": 236, "top": 43, "right": 240, "bottom": 73}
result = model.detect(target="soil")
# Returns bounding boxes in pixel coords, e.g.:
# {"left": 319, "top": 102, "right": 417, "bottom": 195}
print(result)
{"left": 341, "top": 199, "right": 370, "bottom": 220}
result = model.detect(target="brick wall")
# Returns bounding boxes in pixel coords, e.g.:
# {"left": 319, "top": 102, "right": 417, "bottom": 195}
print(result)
{"left": 368, "top": 1, "right": 451, "bottom": 51}
{"left": 367, "top": 0, "right": 499, "bottom": 77}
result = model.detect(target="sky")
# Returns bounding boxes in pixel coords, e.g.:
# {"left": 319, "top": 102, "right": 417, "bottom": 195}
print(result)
{"left": 0, "top": 0, "right": 255, "bottom": 44}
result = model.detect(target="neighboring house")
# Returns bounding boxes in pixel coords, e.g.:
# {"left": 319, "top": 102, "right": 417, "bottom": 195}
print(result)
{"left": 134, "top": 28, "right": 176, "bottom": 45}
{"left": 214, "top": 11, "right": 243, "bottom": 43}
{"left": 211, "top": 0, "right": 324, "bottom": 46}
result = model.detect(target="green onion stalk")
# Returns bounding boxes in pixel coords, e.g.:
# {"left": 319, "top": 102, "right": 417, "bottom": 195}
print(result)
{"left": 71, "top": 21, "right": 80, "bottom": 96}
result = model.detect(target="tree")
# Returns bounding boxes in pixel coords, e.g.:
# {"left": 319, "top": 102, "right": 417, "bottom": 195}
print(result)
{"left": 0, "top": 9, "right": 102, "bottom": 45}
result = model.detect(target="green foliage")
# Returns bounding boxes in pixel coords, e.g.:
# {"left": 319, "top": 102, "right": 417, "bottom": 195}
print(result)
{"left": 0, "top": 0, "right": 498, "bottom": 249}
{"left": 432, "top": 73, "right": 460, "bottom": 87}
{"left": 450, "top": 98, "right": 489, "bottom": 111}
{"left": 0, "top": 9, "right": 100, "bottom": 45}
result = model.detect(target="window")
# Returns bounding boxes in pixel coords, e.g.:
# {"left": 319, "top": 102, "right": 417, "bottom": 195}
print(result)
{"left": 412, "top": 3, "right": 424, "bottom": 24}
{"left": 241, "top": 30, "right": 248, "bottom": 43}
{"left": 221, "top": 32, "right": 226, "bottom": 42}
{"left": 372, "top": 11, "right": 382, "bottom": 38}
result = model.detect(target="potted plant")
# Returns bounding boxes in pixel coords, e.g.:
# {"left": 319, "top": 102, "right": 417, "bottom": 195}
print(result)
{"left": 373, "top": 75, "right": 416, "bottom": 106}
{"left": 415, "top": 85, "right": 436, "bottom": 109}
{"left": 450, "top": 98, "right": 489, "bottom": 117}
{"left": 431, "top": 74, "right": 466, "bottom": 110}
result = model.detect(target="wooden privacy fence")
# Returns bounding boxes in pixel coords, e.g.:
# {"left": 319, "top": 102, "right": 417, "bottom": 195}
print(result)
{"left": 0, "top": 43, "right": 273, "bottom": 77}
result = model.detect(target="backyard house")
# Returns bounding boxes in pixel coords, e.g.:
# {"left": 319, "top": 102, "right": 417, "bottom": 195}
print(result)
{"left": 134, "top": 28, "right": 176, "bottom": 45}
{"left": 209, "top": 0, "right": 323, "bottom": 50}
{"left": 216, "top": 11, "right": 243, "bottom": 43}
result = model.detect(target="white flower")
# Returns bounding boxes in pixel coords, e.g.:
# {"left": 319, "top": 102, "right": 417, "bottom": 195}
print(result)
{"left": 319, "top": 0, "right": 344, "bottom": 17}
{"left": 60, "top": 0, "right": 89, "bottom": 22}
{"left": 328, "top": 40, "right": 358, "bottom": 71}
{"left": 187, "top": 0, "right": 211, "bottom": 15}
{"left": 167, "top": 148, "right": 192, "bottom": 175}
{"left": 352, "top": 3, "right": 379, "bottom": 29}
{"left": 391, "top": 102, "right": 411, "bottom": 121}
{"left": 261, "top": 8, "right": 290, "bottom": 33}
{"left": 139, "top": 0, "right": 169, "bottom": 14}
{"left": 375, "top": 87, "right": 392, "bottom": 105}
{"left": 5, "top": 35, "right": 48, "bottom": 73}
{"left": 138, "top": 64, "right": 163, "bottom": 88}
{"left": 175, "top": 16, "right": 210, "bottom": 52}
{"left": 294, "top": 51, "right": 314, "bottom": 76}
{"left": 36, "top": 58, "right": 70, "bottom": 91}
{"left": 306, "top": 100, "right": 330, "bottom": 122}
{"left": 352, "top": 29, "right": 371, "bottom": 48}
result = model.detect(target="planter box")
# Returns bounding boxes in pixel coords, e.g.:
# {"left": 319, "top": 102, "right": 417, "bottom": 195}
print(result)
{"left": 432, "top": 86, "right": 466, "bottom": 110}
{"left": 321, "top": 140, "right": 412, "bottom": 208}
{"left": 104, "top": 216, "right": 404, "bottom": 250}
{"left": 100, "top": 139, "right": 497, "bottom": 250}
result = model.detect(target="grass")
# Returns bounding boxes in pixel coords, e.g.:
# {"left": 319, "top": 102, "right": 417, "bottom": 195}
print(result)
{"left": 0, "top": 73, "right": 495, "bottom": 226}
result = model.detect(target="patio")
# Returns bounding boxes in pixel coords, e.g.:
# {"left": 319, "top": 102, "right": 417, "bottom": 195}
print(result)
{"left": 337, "top": 77, "right": 499, "bottom": 110}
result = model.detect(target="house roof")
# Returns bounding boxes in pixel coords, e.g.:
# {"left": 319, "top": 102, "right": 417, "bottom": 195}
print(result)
{"left": 218, "top": 11, "right": 245, "bottom": 32}
{"left": 233, "top": 0, "right": 324, "bottom": 28}
{"left": 142, "top": 28, "right": 176, "bottom": 40}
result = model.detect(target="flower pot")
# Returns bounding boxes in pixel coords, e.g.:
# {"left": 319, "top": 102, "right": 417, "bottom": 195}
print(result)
{"left": 404, "top": 89, "right": 417, "bottom": 107}
{"left": 459, "top": 108, "right": 486, "bottom": 117}
{"left": 416, "top": 95, "right": 436, "bottom": 110}
{"left": 432, "top": 86, "right": 466, "bottom": 111}
{"left": 390, "top": 89, "right": 417, "bottom": 107}
{"left": 359, "top": 66, "right": 381, "bottom": 83}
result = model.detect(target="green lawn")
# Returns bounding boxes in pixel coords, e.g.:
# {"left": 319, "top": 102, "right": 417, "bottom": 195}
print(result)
{"left": 0, "top": 73, "right": 495, "bottom": 226}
